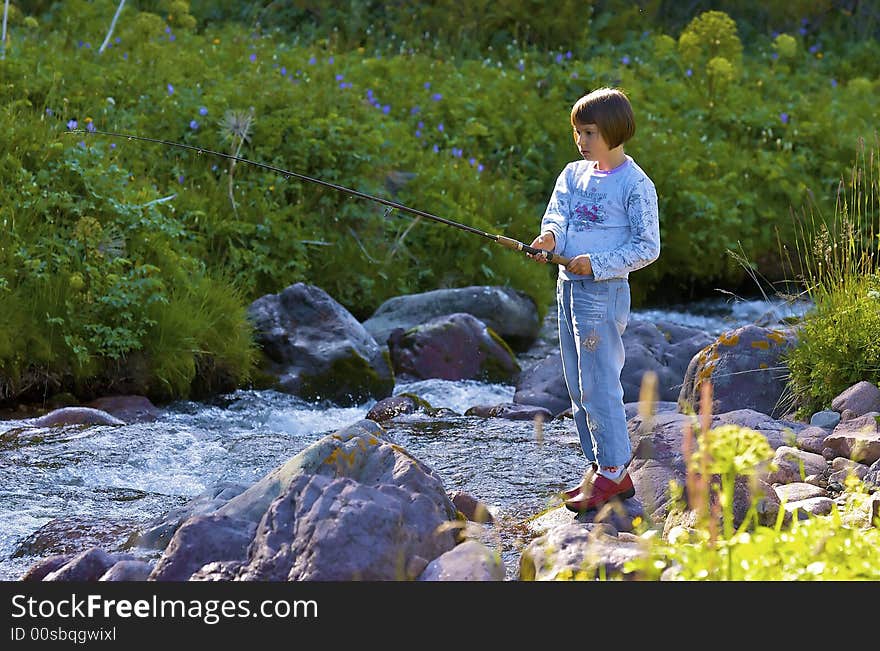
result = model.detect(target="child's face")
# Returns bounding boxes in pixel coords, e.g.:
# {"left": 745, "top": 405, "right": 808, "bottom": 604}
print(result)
{"left": 572, "top": 122, "right": 611, "bottom": 161}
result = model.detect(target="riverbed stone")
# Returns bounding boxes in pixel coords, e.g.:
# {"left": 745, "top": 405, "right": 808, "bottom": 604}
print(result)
{"left": 810, "top": 410, "right": 841, "bottom": 429}
{"left": 29, "top": 407, "right": 125, "bottom": 427}
{"left": 99, "top": 559, "right": 154, "bottom": 581}
{"left": 831, "top": 381, "right": 880, "bottom": 420}
{"left": 774, "top": 482, "right": 828, "bottom": 502}
{"left": 217, "top": 420, "right": 457, "bottom": 526}
{"left": 678, "top": 324, "right": 798, "bottom": 417}
{"left": 362, "top": 285, "right": 540, "bottom": 351}
{"left": 464, "top": 402, "right": 552, "bottom": 422}
{"left": 248, "top": 282, "right": 394, "bottom": 405}
{"left": 19, "top": 554, "right": 74, "bottom": 581}
{"left": 42, "top": 547, "right": 121, "bottom": 581}
{"left": 148, "top": 514, "right": 257, "bottom": 581}
{"left": 387, "top": 312, "right": 520, "bottom": 382}
{"left": 86, "top": 395, "right": 161, "bottom": 423}
{"left": 418, "top": 540, "right": 504, "bottom": 581}
{"left": 764, "top": 446, "right": 827, "bottom": 485}
{"left": 238, "top": 473, "right": 457, "bottom": 581}
{"left": 519, "top": 523, "right": 646, "bottom": 580}
{"left": 13, "top": 516, "right": 140, "bottom": 558}
{"left": 824, "top": 412, "right": 880, "bottom": 464}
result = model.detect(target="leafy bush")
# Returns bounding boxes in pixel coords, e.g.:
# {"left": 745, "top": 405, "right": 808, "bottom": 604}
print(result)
{"left": 2, "top": 1, "right": 879, "bottom": 402}
{"left": 783, "top": 137, "right": 880, "bottom": 416}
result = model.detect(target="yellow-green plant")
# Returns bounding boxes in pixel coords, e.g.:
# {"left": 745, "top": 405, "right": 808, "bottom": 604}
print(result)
{"left": 627, "top": 384, "right": 880, "bottom": 580}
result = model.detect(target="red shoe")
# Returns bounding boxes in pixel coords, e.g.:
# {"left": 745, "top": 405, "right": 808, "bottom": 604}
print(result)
{"left": 561, "top": 463, "right": 598, "bottom": 500}
{"left": 564, "top": 470, "right": 635, "bottom": 512}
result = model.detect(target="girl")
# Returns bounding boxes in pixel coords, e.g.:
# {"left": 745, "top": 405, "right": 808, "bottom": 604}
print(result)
{"left": 528, "top": 87, "right": 660, "bottom": 512}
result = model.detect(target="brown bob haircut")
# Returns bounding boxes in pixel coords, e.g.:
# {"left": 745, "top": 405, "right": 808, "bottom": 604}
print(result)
{"left": 570, "top": 88, "right": 636, "bottom": 149}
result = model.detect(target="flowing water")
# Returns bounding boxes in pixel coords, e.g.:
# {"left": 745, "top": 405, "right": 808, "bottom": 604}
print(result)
{"left": 0, "top": 296, "right": 810, "bottom": 581}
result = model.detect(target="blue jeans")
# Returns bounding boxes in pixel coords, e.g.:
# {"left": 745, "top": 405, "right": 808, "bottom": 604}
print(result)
{"left": 557, "top": 277, "right": 631, "bottom": 468}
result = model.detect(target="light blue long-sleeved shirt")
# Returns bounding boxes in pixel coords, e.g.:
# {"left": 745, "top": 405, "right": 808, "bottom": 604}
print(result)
{"left": 540, "top": 155, "right": 660, "bottom": 281}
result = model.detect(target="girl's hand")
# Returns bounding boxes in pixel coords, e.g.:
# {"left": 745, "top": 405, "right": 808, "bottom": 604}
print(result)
{"left": 566, "top": 254, "right": 593, "bottom": 275}
{"left": 527, "top": 232, "right": 555, "bottom": 263}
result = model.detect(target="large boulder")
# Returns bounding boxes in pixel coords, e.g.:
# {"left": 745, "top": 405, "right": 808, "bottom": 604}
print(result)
{"left": 238, "top": 473, "right": 457, "bottom": 581}
{"left": 362, "top": 285, "right": 540, "bottom": 351}
{"left": 28, "top": 407, "right": 125, "bottom": 428}
{"left": 387, "top": 313, "right": 520, "bottom": 382}
{"left": 248, "top": 283, "right": 394, "bottom": 405}
{"left": 678, "top": 325, "right": 798, "bottom": 417}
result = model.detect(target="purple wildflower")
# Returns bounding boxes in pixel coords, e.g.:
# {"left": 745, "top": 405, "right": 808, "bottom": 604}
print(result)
{"left": 123, "top": 53, "right": 128, "bottom": 60}
{"left": 517, "top": 61, "right": 525, "bottom": 72}
{"left": 555, "top": 53, "right": 563, "bottom": 63}
{"left": 771, "top": 52, "right": 778, "bottom": 60}
{"left": 468, "top": 157, "right": 476, "bottom": 166}
{"left": 178, "top": 175, "right": 185, "bottom": 184}
{"left": 431, "top": 93, "right": 442, "bottom": 101}
{"left": 415, "top": 130, "right": 421, "bottom": 138}
{"left": 46, "top": 108, "right": 53, "bottom": 116}
{"left": 424, "top": 82, "right": 431, "bottom": 89}
{"left": 336, "top": 74, "right": 344, "bottom": 81}
{"left": 167, "top": 83, "right": 174, "bottom": 95}
{"left": 686, "top": 68, "right": 693, "bottom": 77}
{"left": 199, "top": 106, "right": 208, "bottom": 116}
{"left": 417, "top": 121, "right": 424, "bottom": 129}
{"left": 78, "top": 141, "right": 86, "bottom": 148}
{"left": 410, "top": 106, "right": 421, "bottom": 115}
{"left": 831, "top": 78, "right": 838, "bottom": 87}
{"left": 780, "top": 112, "right": 789, "bottom": 124}
{"left": 67, "top": 119, "right": 78, "bottom": 130}
{"left": 328, "top": 56, "right": 334, "bottom": 64}
{"left": 115, "top": 37, "right": 120, "bottom": 44}
{"left": 86, "top": 122, "right": 96, "bottom": 133}
{"left": 809, "top": 44, "right": 819, "bottom": 53}
{"left": 281, "top": 66, "right": 287, "bottom": 76}
{"left": 110, "top": 143, "right": 116, "bottom": 149}
{"left": 438, "top": 123, "right": 444, "bottom": 132}
{"left": 565, "top": 51, "right": 572, "bottom": 59}
{"left": 308, "top": 56, "right": 316, "bottom": 65}
{"left": 433, "top": 144, "right": 439, "bottom": 153}
{"left": 621, "top": 55, "right": 630, "bottom": 65}
{"left": 478, "top": 164, "right": 484, "bottom": 172}
{"left": 165, "top": 26, "right": 172, "bottom": 34}
{"left": 249, "top": 53, "right": 257, "bottom": 63}
{"left": 190, "top": 120, "right": 199, "bottom": 130}
{"left": 799, "top": 27, "right": 807, "bottom": 35}
{"left": 169, "top": 34, "right": 176, "bottom": 42}
{"left": 382, "top": 105, "right": 390, "bottom": 114}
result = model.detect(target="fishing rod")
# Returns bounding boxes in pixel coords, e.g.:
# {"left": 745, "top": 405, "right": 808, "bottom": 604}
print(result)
{"left": 72, "top": 129, "right": 571, "bottom": 266}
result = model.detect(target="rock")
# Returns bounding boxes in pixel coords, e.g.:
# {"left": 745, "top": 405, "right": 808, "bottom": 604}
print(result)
{"left": 42, "top": 548, "right": 121, "bottom": 581}
{"left": 418, "top": 540, "right": 504, "bottom": 581}
{"left": 387, "top": 313, "right": 520, "bottom": 382}
{"left": 824, "top": 412, "right": 880, "bottom": 464}
{"left": 13, "top": 516, "right": 139, "bottom": 558}
{"left": 764, "top": 446, "right": 827, "bottom": 485}
{"left": 831, "top": 381, "right": 880, "bottom": 419}
{"left": 127, "top": 481, "right": 250, "bottom": 550}
{"left": 148, "top": 515, "right": 257, "bottom": 581}
{"left": 678, "top": 325, "right": 797, "bottom": 418}
{"left": 29, "top": 407, "right": 125, "bottom": 427}
{"left": 86, "top": 395, "right": 161, "bottom": 423}
{"left": 365, "top": 394, "right": 429, "bottom": 422}
{"left": 774, "top": 482, "right": 828, "bottom": 503}
{"left": 19, "top": 554, "right": 74, "bottom": 581}
{"left": 216, "top": 420, "right": 457, "bottom": 527}
{"left": 248, "top": 282, "right": 394, "bottom": 405}
{"left": 810, "top": 410, "right": 841, "bottom": 429}
{"left": 512, "top": 351, "right": 571, "bottom": 417}
{"left": 99, "top": 560, "right": 153, "bottom": 581}
{"left": 519, "top": 523, "right": 646, "bottom": 580}
{"left": 451, "top": 491, "right": 494, "bottom": 523}
{"left": 362, "top": 285, "right": 540, "bottom": 351}
{"left": 785, "top": 497, "right": 834, "bottom": 519}
{"left": 464, "top": 402, "right": 552, "bottom": 423}
{"left": 238, "top": 474, "right": 457, "bottom": 581}
{"left": 795, "top": 425, "right": 832, "bottom": 455}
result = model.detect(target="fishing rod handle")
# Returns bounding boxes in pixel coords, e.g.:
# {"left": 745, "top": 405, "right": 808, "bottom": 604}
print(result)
{"left": 495, "top": 236, "right": 571, "bottom": 266}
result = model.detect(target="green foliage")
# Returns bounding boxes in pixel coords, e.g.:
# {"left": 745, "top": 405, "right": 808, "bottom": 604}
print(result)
{"left": 2, "top": 1, "right": 880, "bottom": 401}
{"left": 783, "top": 137, "right": 880, "bottom": 416}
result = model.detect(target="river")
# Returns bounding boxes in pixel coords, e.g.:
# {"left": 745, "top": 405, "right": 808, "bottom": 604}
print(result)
{"left": 0, "top": 295, "right": 810, "bottom": 581}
